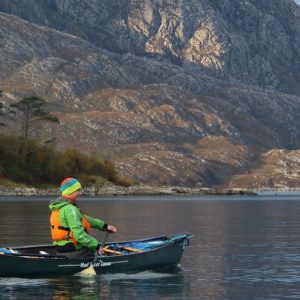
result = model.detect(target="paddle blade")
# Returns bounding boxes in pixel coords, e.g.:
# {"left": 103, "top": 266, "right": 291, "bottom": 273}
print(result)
{"left": 75, "top": 265, "right": 96, "bottom": 276}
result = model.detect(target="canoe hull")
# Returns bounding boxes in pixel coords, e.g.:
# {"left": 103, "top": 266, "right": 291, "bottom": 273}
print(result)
{"left": 0, "top": 234, "right": 190, "bottom": 277}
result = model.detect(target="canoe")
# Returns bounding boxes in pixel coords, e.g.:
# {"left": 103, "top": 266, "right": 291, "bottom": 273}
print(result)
{"left": 0, "top": 234, "right": 191, "bottom": 277}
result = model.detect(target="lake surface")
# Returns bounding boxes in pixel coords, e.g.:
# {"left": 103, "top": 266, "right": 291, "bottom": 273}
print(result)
{"left": 1, "top": 194, "right": 300, "bottom": 299}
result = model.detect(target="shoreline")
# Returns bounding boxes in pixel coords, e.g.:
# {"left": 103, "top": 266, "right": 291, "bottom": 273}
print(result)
{"left": 0, "top": 184, "right": 257, "bottom": 197}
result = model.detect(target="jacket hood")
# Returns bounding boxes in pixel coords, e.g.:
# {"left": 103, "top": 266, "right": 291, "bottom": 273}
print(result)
{"left": 49, "top": 198, "right": 73, "bottom": 211}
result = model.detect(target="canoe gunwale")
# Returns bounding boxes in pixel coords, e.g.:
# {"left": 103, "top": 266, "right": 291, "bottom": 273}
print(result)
{"left": 10, "top": 234, "right": 171, "bottom": 251}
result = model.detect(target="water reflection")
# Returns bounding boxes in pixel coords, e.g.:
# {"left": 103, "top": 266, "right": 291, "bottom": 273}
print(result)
{"left": 0, "top": 272, "right": 186, "bottom": 300}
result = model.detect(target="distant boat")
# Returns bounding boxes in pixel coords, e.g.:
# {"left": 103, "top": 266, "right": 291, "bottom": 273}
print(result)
{"left": 0, "top": 234, "right": 191, "bottom": 277}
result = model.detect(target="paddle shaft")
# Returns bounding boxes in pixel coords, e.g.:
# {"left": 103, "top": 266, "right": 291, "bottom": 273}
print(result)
{"left": 89, "top": 231, "right": 110, "bottom": 268}
{"left": 95, "top": 231, "right": 110, "bottom": 259}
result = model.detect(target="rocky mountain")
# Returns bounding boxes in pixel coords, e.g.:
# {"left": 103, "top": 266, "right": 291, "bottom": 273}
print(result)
{"left": 0, "top": 0, "right": 300, "bottom": 188}
{"left": 228, "top": 149, "right": 300, "bottom": 189}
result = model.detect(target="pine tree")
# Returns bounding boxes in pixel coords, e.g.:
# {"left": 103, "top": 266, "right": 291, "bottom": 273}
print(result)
{"left": 0, "top": 90, "right": 5, "bottom": 127}
{"left": 10, "top": 96, "right": 59, "bottom": 164}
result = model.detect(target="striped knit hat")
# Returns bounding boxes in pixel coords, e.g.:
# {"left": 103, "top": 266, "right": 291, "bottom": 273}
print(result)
{"left": 60, "top": 178, "right": 81, "bottom": 196}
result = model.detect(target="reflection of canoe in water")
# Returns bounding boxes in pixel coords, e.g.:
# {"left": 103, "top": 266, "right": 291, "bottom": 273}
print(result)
{"left": 0, "top": 234, "right": 192, "bottom": 277}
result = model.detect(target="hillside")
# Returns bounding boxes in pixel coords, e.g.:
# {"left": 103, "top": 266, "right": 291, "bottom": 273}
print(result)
{"left": 1, "top": 0, "right": 300, "bottom": 188}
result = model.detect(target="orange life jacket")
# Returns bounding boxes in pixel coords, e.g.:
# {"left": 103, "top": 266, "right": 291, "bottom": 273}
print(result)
{"left": 50, "top": 208, "right": 91, "bottom": 246}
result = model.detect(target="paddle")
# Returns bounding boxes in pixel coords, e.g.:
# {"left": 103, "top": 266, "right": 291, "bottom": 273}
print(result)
{"left": 102, "top": 247, "right": 121, "bottom": 255}
{"left": 75, "top": 231, "right": 110, "bottom": 276}
{"left": 118, "top": 245, "right": 143, "bottom": 253}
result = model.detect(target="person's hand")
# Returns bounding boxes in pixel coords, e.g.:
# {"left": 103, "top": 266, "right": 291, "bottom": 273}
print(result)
{"left": 97, "top": 247, "right": 103, "bottom": 255}
{"left": 107, "top": 225, "right": 117, "bottom": 233}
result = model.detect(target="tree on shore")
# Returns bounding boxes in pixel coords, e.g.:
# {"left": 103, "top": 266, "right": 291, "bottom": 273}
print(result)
{"left": 0, "top": 94, "right": 129, "bottom": 187}
{"left": 0, "top": 90, "right": 5, "bottom": 128}
{"left": 10, "top": 96, "right": 59, "bottom": 164}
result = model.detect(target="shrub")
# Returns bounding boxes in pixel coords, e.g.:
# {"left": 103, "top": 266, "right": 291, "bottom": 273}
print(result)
{"left": 0, "top": 134, "right": 126, "bottom": 187}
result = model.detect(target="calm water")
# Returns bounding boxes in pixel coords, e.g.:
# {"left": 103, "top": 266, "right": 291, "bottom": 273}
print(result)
{"left": 1, "top": 194, "right": 300, "bottom": 299}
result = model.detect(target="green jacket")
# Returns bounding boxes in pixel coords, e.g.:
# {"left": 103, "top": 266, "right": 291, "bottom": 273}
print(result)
{"left": 49, "top": 198, "right": 106, "bottom": 250}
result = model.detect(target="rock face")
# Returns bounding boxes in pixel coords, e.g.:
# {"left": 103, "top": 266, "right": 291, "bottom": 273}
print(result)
{"left": 1, "top": 0, "right": 300, "bottom": 94}
{"left": 228, "top": 149, "right": 300, "bottom": 189}
{"left": 0, "top": 1, "right": 300, "bottom": 188}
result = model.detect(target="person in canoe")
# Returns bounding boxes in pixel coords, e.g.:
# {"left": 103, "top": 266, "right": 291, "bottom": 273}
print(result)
{"left": 49, "top": 177, "right": 117, "bottom": 258}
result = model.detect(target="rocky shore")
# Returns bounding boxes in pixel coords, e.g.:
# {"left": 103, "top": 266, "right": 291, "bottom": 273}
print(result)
{"left": 0, "top": 184, "right": 256, "bottom": 197}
